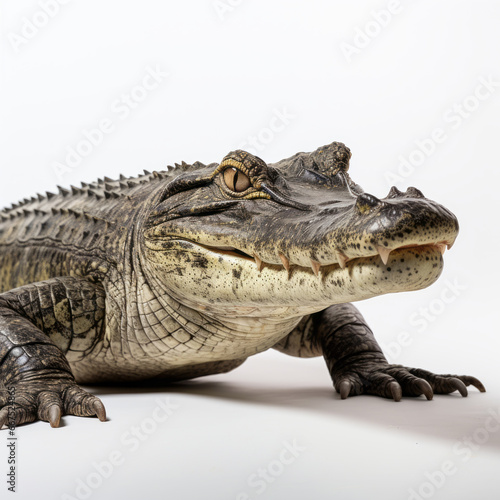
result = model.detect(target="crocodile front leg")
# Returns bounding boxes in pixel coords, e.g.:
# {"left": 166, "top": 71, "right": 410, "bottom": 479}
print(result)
{"left": 273, "top": 303, "right": 485, "bottom": 401}
{"left": 0, "top": 277, "right": 107, "bottom": 428}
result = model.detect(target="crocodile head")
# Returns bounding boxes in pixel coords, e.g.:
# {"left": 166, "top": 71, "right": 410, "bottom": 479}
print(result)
{"left": 142, "top": 142, "right": 458, "bottom": 318}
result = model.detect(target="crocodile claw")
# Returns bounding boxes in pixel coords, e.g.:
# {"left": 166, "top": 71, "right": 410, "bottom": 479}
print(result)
{"left": 93, "top": 400, "right": 107, "bottom": 422}
{"left": 415, "top": 379, "right": 434, "bottom": 400}
{"left": 459, "top": 375, "right": 486, "bottom": 393}
{"left": 49, "top": 405, "right": 62, "bottom": 428}
{"left": 339, "top": 379, "right": 351, "bottom": 399}
{"left": 389, "top": 381, "right": 402, "bottom": 402}
{"left": 332, "top": 358, "right": 485, "bottom": 402}
{"left": 0, "top": 377, "right": 107, "bottom": 429}
{"left": 405, "top": 367, "right": 486, "bottom": 397}
{"left": 448, "top": 377, "right": 468, "bottom": 397}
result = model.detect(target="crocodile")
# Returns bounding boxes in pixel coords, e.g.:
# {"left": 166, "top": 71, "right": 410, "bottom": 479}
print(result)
{"left": 0, "top": 141, "right": 485, "bottom": 428}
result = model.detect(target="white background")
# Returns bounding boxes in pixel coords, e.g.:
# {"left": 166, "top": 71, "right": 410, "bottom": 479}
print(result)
{"left": 1, "top": 1, "right": 500, "bottom": 499}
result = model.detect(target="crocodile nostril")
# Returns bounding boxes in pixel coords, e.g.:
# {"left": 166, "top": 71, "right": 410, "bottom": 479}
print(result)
{"left": 387, "top": 186, "right": 404, "bottom": 199}
{"left": 356, "top": 193, "right": 381, "bottom": 214}
{"left": 405, "top": 187, "right": 425, "bottom": 198}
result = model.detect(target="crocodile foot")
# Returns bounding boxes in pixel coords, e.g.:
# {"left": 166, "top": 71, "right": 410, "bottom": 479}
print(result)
{"left": 0, "top": 372, "right": 106, "bottom": 428}
{"left": 332, "top": 354, "right": 486, "bottom": 401}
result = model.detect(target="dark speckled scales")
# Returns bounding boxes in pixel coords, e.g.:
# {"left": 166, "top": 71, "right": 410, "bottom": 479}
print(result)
{"left": 0, "top": 277, "right": 107, "bottom": 426}
{"left": 275, "top": 303, "right": 485, "bottom": 399}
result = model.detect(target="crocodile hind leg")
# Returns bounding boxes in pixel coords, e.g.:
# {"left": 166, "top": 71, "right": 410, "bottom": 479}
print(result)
{"left": 273, "top": 303, "right": 485, "bottom": 401}
{"left": 0, "top": 277, "right": 107, "bottom": 428}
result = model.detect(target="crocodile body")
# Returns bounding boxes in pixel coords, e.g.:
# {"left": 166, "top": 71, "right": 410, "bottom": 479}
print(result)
{"left": 0, "top": 142, "right": 484, "bottom": 428}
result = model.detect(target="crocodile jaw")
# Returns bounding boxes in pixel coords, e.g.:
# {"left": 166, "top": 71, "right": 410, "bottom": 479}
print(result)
{"left": 146, "top": 240, "right": 444, "bottom": 317}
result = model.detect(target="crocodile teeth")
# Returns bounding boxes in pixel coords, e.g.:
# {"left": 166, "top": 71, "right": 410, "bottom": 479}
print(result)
{"left": 253, "top": 254, "right": 264, "bottom": 272}
{"left": 335, "top": 250, "right": 349, "bottom": 269}
{"left": 446, "top": 240, "right": 454, "bottom": 250}
{"left": 310, "top": 259, "right": 321, "bottom": 277}
{"left": 278, "top": 253, "right": 290, "bottom": 272}
{"left": 436, "top": 243, "right": 447, "bottom": 255}
{"left": 375, "top": 245, "right": 391, "bottom": 265}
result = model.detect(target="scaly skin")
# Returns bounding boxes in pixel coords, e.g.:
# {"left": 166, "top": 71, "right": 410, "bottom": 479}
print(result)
{"left": 0, "top": 142, "right": 485, "bottom": 428}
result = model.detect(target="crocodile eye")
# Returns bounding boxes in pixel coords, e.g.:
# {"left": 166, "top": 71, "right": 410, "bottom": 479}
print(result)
{"left": 223, "top": 167, "right": 251, "bottom": 192}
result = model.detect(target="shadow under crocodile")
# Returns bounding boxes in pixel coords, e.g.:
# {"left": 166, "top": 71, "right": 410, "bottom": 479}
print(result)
{"left": 88, "top": 364, "right": 499, "bottom": 451}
